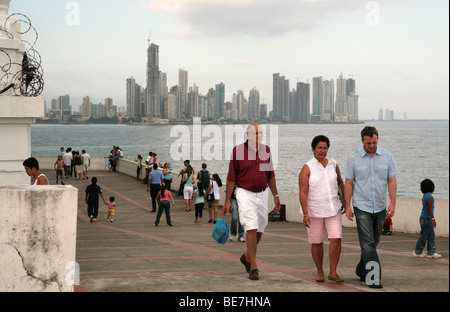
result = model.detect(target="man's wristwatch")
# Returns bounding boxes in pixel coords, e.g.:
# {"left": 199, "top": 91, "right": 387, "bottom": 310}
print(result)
{"left": 274, "top": 194, "right": 279, "bottom": 198}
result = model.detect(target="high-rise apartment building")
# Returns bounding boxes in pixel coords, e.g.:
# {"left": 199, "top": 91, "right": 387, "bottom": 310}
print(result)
{"left": 322, "top": 79, "right": 334, "bottom": 121}
{"left": 178, "top": 68, "right": 188, "bottom": 118}
{"left": 215, "top": 82, "right": 225, "bottom": 118}
{"left": 312, "top": 76, "right": 323, "bottom": 117}
{"left": 347, "top": 92, "right": 359, "bottom": 122}
{"left": 146, "top": 43, "right": 160, "bottom": 118}
{"left": 160, "top": 72, "right": 167, "bottom": 118}
{"left": 187, "top": 83, "right": 198, "bottom": 118}
{"left": 295, "top": 82, "right": 310, "bottom": 122}
{"left": 334, "top": 73, "right": 347, "bottom": 122}
{"left": 126, "top": 76, "right": 142, "bottom": 119}
{"left": 81, "top": 96, "right": 90, "bottom": 118}
{"left": 207, "top": 88, "right": 216, "bottom": 119}
{"left": 248, "top": 87, "right": 260, "bottom": 121}
{"left": 273, "top": 73, "right": 290, "bottom": 121}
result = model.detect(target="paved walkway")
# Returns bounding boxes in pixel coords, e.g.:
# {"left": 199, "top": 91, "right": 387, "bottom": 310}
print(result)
{"left": 44, "top": 170, "right": 448, "bottom": 295}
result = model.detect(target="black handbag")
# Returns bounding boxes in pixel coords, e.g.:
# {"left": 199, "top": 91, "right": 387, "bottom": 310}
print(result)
{"left": 206, "top": 193, "right": 215, "bottom": 202}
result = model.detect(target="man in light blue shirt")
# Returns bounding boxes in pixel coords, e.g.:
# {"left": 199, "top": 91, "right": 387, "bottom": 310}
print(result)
{"left": 147, "top": 163, "right": 164, "bottom": 212}
{"left": 344, "top": 126, "right": 399, "bottom": 289}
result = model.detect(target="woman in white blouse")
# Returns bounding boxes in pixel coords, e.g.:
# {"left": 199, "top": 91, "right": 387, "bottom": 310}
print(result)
{"left": 299, "top": 135, "right": 345, "bottom": 283}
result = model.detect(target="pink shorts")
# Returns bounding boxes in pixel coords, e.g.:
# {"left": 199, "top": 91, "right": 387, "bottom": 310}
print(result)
{"left": 306, "top": 214, "right": 342, "bottom": 244}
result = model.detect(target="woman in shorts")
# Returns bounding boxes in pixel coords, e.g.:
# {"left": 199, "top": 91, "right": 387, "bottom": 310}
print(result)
{"left": 299, "top": 135, "right": 346, "bottom": 283}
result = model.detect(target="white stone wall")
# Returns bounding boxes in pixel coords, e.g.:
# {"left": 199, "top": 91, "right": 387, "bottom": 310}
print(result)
{"left": 0, "top": 185, "right": 78, "bottom": 292}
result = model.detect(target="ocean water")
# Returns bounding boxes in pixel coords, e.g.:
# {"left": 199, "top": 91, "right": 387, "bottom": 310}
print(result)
{"left": 31, "top": 121, "right": 449, "bottom": 199}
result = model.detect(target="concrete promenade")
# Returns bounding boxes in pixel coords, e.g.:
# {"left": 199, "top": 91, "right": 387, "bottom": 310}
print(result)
{"left": 43, "top": 169, "right": 448, "bottom": 296}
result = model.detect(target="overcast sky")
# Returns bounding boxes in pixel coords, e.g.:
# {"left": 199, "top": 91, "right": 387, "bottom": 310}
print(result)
{"left": 9, "top": 0, "right": 449, "bottom": 120}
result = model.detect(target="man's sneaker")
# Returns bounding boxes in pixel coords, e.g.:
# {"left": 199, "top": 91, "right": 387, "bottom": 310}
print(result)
{"left": 238, "top": 236, "right": 246, "bottom": 242}
{"left": 90, "top": 216, "right": 94, "bottom": 222}
{"left": 61, "top": 180, "right": 65, "bottom": 185}
{"left": 412, "top": 251, "right": 426, "bottom": 258}
{"left": 427, "top": 253, "right": 442, "bottom": 259}
{"left": 229, "top": 235, "right": 236, "bottom": 241}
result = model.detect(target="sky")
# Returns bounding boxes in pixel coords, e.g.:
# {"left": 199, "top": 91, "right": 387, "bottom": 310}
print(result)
{"left": 8, "top": 0, "right": 449, "bottom": 120}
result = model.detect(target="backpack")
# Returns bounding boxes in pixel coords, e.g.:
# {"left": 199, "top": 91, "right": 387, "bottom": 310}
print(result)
{"left": 200, "top": 170, "right": 210, "bottom": 190}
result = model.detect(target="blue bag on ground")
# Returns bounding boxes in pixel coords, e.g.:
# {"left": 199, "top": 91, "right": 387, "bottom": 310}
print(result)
{"left": 212, "top": 218, "right": 229, "bottom": 245}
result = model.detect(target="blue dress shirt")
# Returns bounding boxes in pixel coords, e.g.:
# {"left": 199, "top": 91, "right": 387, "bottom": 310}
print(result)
{"left": 344, "top": 147, "right": 399, "bottom": 213}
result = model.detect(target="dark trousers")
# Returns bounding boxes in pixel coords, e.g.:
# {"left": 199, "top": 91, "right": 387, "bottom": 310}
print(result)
{"left": 87, "top": 202, "right": 99, "bottom": 218}
{"left": 195, "top": 202, "right": 204, "bottom": 218}
{"left": 150, "top": 183, "right": 161, "bottom": 212}
{"left": 155, "top": 200, "right": 172, "bottom": 225}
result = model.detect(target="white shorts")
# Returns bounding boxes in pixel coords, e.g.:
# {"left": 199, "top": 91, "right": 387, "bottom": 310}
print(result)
{"left": 236, "top": 187, "right": 268, "bottom": 233}
{"left": 183, "top": 186, "right": 193, "bottom": 199}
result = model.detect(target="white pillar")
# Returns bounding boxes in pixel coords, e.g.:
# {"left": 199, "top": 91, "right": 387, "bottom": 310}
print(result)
{"left": 1, "top": 0, "right": 45, "bottom": 185}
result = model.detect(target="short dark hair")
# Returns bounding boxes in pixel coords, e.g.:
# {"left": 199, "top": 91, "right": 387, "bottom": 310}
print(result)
{"left": 91, "top": 177, "right": 98, "bottom": 184}
{"left": 23, "top": 157, "right": 39, "bottom": 170}
{"left": 361, "top": 126, "right": 378, "bottom": 139}
{"left": 421, "top": 179, "right": 435, "bottom": 194}
{"left": 153, "top": 163, "right": 158, "bottom": 169}
{"left": 311, "top": 135, "right": 330, "bottom": 149}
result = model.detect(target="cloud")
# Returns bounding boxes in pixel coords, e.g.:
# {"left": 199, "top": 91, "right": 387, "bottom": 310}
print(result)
{"left": 142, "top": 0, "right": 364, "bottom": 37}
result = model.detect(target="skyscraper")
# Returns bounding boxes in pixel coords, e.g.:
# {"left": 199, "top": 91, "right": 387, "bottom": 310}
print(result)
{"left": 215, "top": 82, "right": 225, "bottom": 118}
{"left": 249, "top": 87, "right": 260, "bottom": 121}
{"left": 146, "top": 43, "right": 160, "bottom": 118}
{"left": 273, "top": 73, "right": 290, "bottom": 121}
{"left": 322, "top": 79, "right": 334, "bottom": 121}
{"left": 81, "top": 96, "right": 90, "bottom": 118}
{"left": 312, "top": 76, "right": 323, "bottom": 117}
{"left": 334, "top": 73, "right": 347, "bottom": 122}
{"left": 178, "top": 68, "right": 188, "bottom": 118}
{"left": 295, "top": 82, "right": 310, "bottom": 122}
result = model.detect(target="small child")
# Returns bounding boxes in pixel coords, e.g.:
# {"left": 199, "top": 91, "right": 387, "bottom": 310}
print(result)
{"left": 192, "top": 181, "right": 205, "bottom": 224}
{"left": 54, "top": 155, "right": 65, "bottom": 185}
{"left": 413, "top": 179, "right": 442, "bottom": 258}
{"left": 106, "top": 196, "right": 116, "bottom": 223}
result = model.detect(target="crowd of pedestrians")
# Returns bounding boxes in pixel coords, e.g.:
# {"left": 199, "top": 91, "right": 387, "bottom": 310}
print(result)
{"left": 24, "top": 124, "right": 443, "bottom": 288}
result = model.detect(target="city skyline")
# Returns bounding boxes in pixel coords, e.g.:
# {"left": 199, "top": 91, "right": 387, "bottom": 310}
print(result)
{"left": 8, "top": 0, "right": 449, "bottom": 120}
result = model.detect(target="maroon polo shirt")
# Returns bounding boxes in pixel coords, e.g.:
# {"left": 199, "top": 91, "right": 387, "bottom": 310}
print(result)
{"left": 227, "top": 140, "right": 275, "bottom": 192}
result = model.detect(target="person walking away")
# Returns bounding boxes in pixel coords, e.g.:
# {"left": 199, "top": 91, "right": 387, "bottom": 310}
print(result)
{"left": 155, "top": 183, "right": 175, "bottom": 226}
{"left": 82, "top": 150, "right": 91, "bottom": 180}
{"left": 222, "top": 123, "right": 281, "bottom": 280}
{"left": 206, "top": 174, "right": 222, "bottom": 224}
{"left": 85, "top": 177, "right": 107, "bottom": 222}
{"left": 182, "top": 165, "right": 195, "bottom": 212}
{"left": 413, "top": 179, "right": 442, "bottom": 258}
{"left": 162, "top": 163, "right": 172, "bottom": 190}
{"left": 177, "top": 160, "right": 190, "bottom": 197}
{"left": 199, "top": 163, "right": 210, "bottom": 192}
{"left": 299, "top": 135, "right": 345, "bottom": 283}
{"left": 54, "top": 155, "right": 65, "bottom": 185}
{"left": 106, "top": 196, "right": 116, "bottom": 223}
{"left": 147, "top": 163, "right": 164, "bottom": 212}
{"left": 23, "top": 157, "right": 49, "bottom": 185}
{"left": 63, "top": 148, "right": 72, "bottom": 178}
{"left": 344, "top": 126, "right": 399, "bottom": 289}
{"left": 193, "top": 181, "right": 205, "bottom": 224}
{"left": 74, "top": 151, "right": 83, "bottom": 180}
